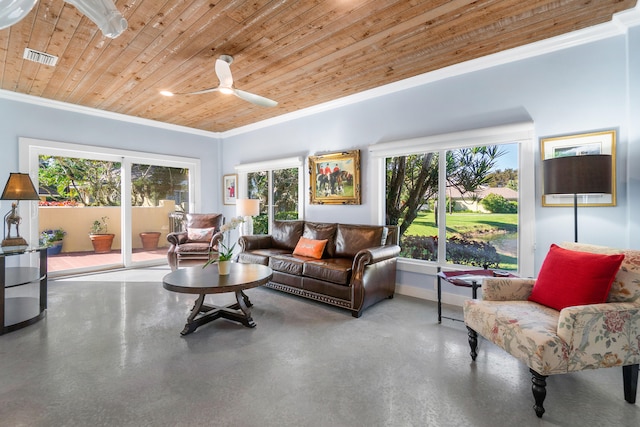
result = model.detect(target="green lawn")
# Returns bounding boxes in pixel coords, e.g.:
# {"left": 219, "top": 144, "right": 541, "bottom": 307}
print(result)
{"left": 406, "top": 211, "right": 517, "bottom": 237}
{"left": 404, "top": 211, "right": 518, "bottom": 270}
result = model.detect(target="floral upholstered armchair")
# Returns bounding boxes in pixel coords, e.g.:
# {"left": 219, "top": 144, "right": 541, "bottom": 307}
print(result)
{"left": 464, "top": 242, "right": 640, "bottom": 418}
{"left": 166, "top": 213, "right": 224, "bottom": 271}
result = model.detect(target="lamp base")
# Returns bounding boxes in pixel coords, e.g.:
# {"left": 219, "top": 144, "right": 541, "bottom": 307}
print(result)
{"left": 2, "top": 237, "right": 28, "bottom": 247}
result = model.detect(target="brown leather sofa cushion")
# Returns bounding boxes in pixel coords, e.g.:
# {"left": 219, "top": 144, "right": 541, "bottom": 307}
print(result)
{"left": 303, "top": 258, "right": 352, "bottom": 285}
{"left": 335, "top": 224, "right": 385, "bottom": 258}
{"left": 271, "top": 220, "right": 304, "bottom": 250}
{"left": 269, "top": 254, "right": 306, "bottom": 275}
{"left": 303, "top": 222, "right": 337, "bottom": 257}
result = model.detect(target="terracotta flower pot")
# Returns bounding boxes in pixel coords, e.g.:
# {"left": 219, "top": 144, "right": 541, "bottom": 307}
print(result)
{"left": 89, "top": 234, "right": 115, "bottom": 254}
{"left": 139, "top": 232, "right": 161, "bottom": 250}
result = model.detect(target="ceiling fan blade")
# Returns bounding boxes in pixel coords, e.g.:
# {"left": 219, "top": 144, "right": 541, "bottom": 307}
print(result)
{"left": 234, "top": 89, "right": 278, "bottom": 107}
{"left": 183, "top": 87, "right": 220, "bottom": 96}
{"left": 215, "top": 58, "right": 234, "bottom": 88}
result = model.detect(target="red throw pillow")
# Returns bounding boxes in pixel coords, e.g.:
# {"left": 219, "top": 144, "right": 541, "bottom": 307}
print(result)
{"left": 293, "top": 237, "right": 328, "bottom": 259}
{"left": 528, "top": 244, "right": 624, "bottom": 310}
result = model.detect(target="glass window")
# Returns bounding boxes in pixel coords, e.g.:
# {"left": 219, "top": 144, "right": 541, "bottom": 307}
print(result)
{"left": 371, "top": 123, "right": 534, "bottom": 276}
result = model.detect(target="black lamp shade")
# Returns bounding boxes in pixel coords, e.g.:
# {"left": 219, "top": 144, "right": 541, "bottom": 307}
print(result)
{"left": 543, "top": 155, "right": 612, "bottom": 195}
{"left": 1, "top": 173, "right": 40, "bottom": 201}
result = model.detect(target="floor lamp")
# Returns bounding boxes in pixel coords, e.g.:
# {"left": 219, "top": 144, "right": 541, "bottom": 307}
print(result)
{"left": 236, "top": 199, "right": 260, "bottom": 236}
{"left": 543, "top": 154, "right": 612, "bottom": 243}
{"left": 1, "top": 173, "right": 41, "bottom": 247}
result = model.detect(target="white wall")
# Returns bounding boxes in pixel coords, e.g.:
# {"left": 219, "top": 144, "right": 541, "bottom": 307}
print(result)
{"left": 0, "top": 96, "right": 221, "bottom": 213}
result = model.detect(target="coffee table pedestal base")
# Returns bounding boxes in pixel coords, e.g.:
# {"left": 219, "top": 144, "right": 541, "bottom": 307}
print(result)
{"left": 181, "top": 290, "right": 255, "bottom": 336}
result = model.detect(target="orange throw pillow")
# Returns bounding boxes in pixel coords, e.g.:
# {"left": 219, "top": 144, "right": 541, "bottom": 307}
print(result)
{"left": 293, "top": 237, "right": 328, "bottom": 259}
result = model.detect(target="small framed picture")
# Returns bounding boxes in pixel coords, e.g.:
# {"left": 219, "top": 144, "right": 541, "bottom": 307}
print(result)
{"left": 541, "top": 130, "right": 616, "bottom": 207}
{"left": 309, "top": 149, "right": 361, "bottom": 205}
{"left": 223, "top": 174, "right": 237, "bottom": 205}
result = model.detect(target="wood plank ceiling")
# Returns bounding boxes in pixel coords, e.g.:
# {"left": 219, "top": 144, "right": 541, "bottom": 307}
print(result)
{"left": 0, "top": 0, "right": 636, "bottom": 133}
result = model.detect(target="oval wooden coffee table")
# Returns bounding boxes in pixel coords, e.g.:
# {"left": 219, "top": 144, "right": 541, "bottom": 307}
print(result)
{"left": 163, "top": 263, "right": 272, "bottom": 335}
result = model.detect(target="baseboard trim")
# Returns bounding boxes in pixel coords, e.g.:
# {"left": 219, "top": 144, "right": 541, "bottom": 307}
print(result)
{"left": 395, "top": 284, "right": 470, "bottom": 308}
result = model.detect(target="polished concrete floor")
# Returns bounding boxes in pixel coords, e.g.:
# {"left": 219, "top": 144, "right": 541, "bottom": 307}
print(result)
{"left": 1, "top": 266, "right": 638, "bottom": 427}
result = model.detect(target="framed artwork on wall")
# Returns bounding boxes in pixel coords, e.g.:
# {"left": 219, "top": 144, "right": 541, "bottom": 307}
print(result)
{"left": 541, "top": 130, "right": 616, "bottom": 207}
{"left": 223, "top": 174, "right": 237, "bottom": 205}
{"left": 309, "top": 150, "right": 361, "bottom": 205}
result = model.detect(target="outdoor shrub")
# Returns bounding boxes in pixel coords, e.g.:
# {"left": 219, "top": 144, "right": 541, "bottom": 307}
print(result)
{"left": 400, "top": 234, "right": 500, "bottom": 267}
{"left": 481, "top": 193, "right": 517, "bottom": 213}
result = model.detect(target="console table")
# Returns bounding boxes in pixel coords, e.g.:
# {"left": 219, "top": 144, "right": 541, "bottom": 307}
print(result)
{"left": 1, "top": 247, "right": 47, "bottom": 335}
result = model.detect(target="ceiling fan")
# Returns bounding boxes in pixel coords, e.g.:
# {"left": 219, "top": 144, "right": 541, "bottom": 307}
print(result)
{"left": 160, "top": 55, "right": 278, "bottom": 107}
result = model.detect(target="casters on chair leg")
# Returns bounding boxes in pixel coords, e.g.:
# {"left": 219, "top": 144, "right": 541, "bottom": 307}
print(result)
{"left": 530, "top": 369, "right": 548, "bottom": 418}
{"left": 466, "top": 326, "right": 478, "bottom": 361}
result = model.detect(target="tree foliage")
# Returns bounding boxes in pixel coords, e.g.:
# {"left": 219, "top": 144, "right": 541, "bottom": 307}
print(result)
{"left": 39, "top": 156, "right": 188, "bottom": 207}
{"left": 481, "top": 193, "right": 517, "bottom": 213}
{"left": 386, "top": 146, "right": 503, "bottom": 237}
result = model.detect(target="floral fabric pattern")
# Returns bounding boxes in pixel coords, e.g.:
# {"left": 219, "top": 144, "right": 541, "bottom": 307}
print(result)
{"left": 464, "top": 242, "right": 640, "bottom": 376}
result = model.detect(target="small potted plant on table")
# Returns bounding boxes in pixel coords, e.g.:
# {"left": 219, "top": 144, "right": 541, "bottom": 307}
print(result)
{"left": 89, "top": 216, "right": 115, "bottom": 253}
{"left": 40, "top": 228, "right": 66, "bottom": 255}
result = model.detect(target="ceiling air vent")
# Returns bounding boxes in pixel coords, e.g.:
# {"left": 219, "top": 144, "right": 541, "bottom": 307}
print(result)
{"left": 23, "top": 48, "right": 58, "bottom": 66}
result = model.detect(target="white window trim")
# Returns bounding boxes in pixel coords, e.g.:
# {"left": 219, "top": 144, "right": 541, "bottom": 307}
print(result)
{"left": 369, "top": 123, "right": 535, "bottom": 277}
{"left": 235, "top": 156, "right": 305, "bottom": 231}
{"left": 19, "top": 137, "right": 200, "bottom": 268}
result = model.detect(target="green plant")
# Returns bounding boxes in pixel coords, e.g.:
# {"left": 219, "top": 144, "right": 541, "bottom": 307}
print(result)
{"left": 39, "top": 228, "right": 66, "bottom": 247}
{"left": 90, "top": 216, "right": 109, "bottom": 234}
{"left": 203, "top": 216, "right": 244, "bottom": 268}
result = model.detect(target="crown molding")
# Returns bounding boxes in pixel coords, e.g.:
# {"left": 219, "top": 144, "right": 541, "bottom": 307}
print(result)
{"left": 222, "top": 5, "right": 640, "bottom": 138}
{"left": 0, "top": 89, "right": 220, "bottom": 139}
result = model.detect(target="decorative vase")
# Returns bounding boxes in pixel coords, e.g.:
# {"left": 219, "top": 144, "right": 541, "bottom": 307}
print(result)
{"left": 218, "top": 260, "right": 231, "bottom": 275}
{"left": 47, "top": 241, "right": 63, "bottom": 256}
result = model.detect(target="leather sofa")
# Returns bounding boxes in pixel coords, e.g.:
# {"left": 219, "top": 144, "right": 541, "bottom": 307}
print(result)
{"left": 237, "top": 220, "right": 400, "bottom": 317}
{"left": 167, "top": 213, "right": 224, "bottom": 271}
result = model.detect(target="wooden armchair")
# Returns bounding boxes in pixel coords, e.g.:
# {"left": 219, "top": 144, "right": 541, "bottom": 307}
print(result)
{"left": 464, "top": 242, "right": 640, "bottom": 417}
{"left": 166, "top": 213, "right": 224, "bottom": 270}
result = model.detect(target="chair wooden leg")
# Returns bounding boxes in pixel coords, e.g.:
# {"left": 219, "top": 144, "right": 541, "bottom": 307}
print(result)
{"left": 623, "top": 364, "right": 639, "bottom": 404}
{"left": 466, "top": 326, "right": 478, "bottom": 361}
{"left": 530, "top": 369, "right": 548, "bottom": 418}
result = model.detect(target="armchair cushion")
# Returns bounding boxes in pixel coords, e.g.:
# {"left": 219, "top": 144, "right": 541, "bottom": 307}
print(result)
{"left": 187, "top": 227, "right": 216, "bottom": 242}
{"left": 528, "top": 244, "right": 624, "bottom": 311}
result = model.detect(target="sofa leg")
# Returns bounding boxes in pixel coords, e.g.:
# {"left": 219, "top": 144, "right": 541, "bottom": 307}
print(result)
{"left": 352, "top": 310, "right": 361, "bottom": 318}
{"left": 466, "top": 326, "right": 478, "bottom": 361}
{"left": 623, "top": 364, "right": 639, "bottom": 404}
{"left": 530, "top": 369, "right": 548, "bottom": 418}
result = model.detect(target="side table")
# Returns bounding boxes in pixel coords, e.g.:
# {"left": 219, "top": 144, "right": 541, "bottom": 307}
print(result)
{"left": 1, "top": 247, "right": 48, "bottom": 335}
{"left": 437, "top": 268, "right": 516, "bottom": 323}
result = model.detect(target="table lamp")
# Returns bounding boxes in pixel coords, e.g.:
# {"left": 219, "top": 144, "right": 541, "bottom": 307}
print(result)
{"left": 1, "top": 173, "right": 41, "bottom": 247}
{"left": 236, "top": 198, "right": 260, "bottom": 236}
{"left": 543, "top": 154, "right": 612, "bottom": 242}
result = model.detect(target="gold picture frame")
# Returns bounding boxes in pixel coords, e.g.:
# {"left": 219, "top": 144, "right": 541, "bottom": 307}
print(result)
{"left": 223, "top": 174, "right": 237, "bottom": 205}
{"left": 541, "top": 130, "right": 616, "bottom": 207}
{"left": 309, "top": 150, "right": 361, "bottom": 205}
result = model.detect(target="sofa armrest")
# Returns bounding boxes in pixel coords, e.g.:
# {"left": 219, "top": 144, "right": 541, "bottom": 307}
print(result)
{"left": 482, "top": 277, "right": 536, "bottom": 301}
{"left": 238, "top": 235, "right": 273, "bottom": 251}
{"left": 210, "top": 231, "right": 224, "bottom": 249}
{"left": 352, "top": 245, "right": 401, "bottom": 272}
{"left": 167, "top": 231, "right": 187, "bottom": 246}
{"left": 557, "top": 302, "right": 640, "bottom": 369}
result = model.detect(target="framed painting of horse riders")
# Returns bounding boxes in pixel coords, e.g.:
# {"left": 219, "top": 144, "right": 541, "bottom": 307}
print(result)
{"left": 309, "top": 150, "right": 361, "bottom": 205}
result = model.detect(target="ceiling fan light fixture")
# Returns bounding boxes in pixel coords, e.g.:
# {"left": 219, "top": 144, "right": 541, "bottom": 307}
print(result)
{"left": 160, "top": 90, "right": 174, "bottom": 97}
{"left": 218, "top": 86, "right": 234, "bottom": 95}
{"left": 0, "top": 0, "right": 38, "bottom": 30}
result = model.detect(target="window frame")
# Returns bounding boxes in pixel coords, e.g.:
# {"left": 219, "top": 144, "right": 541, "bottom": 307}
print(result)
{"left": 235, "top": 157, "right": 304, "bottom": 234}
{"left": 369, "top": 123, "right": 535, "bottom": 277}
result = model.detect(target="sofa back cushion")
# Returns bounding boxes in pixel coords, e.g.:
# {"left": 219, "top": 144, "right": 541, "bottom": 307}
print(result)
{"left": 335, "top": 224, "right": 385, "bottom": 258}
{"left": 271, "top": 220, "right": 304, "bottom": 250}
{"left": 185, "top": 213, "right": 223, "bottom": 242}
{"left": 303, "top": 222, "right": 337, "bottom": 257}
{"left": 560, "top": 242, "right": 640, "bottom": 303}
